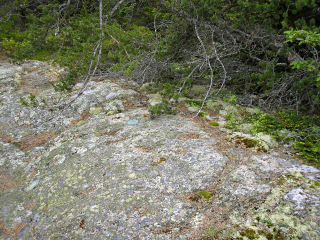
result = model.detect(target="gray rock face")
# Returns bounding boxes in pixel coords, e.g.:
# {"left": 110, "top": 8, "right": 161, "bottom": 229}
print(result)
{"left": 0, "top": 60, "right": 319, "bottom": 239}
{"left": 71, "top": 81, "right": 138, "bottom": 114}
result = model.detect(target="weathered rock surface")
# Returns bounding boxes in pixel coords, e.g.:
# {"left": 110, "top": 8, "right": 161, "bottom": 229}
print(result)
{"left": 0, "top": 60, "right": 319, "bottom": 239}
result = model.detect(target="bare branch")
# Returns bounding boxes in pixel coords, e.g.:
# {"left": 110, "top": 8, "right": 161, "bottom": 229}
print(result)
{"left": 109, "top": 0, "right": 126, "bottom": 16}
{"left": 194, "top": 22, "right": 214, "bottom": 116}
{"left": 178, "top": 63, "right": 201, "bottom": 94}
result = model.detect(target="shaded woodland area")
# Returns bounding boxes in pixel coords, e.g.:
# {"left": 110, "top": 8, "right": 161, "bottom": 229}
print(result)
{"left": 0, "top": 0, "right": 320, "bottom": 165}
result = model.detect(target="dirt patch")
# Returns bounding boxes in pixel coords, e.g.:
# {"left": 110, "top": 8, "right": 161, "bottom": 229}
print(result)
{"left": 16, "top": 62, "right": 63, "bottom": 95}
{"left": 152, "top": 222, "right": 191, "bottom": 237}
{"left": 123, "top": 95, "right": 148, "bottom": 110}
{"left": 135, "top": 146, "right": 153, "bottom": 153}
{"left": 177, "top": 132, "right": 201, "bottom": 140}
{"left": 0, "top": 221, "right": 26, "bottom": 238}
{"left": 13, "top": 131, "right": 56, "bottom": 152}
{"left": 103, "top": 137, "right": 128, "bottom": 145}
{"left": 0, "top": 122, "right": 9, "bottom": 130}
{"left": 0, "top": 173, "right": 22, "bottom": 191}
{"left": 0, "top": 53, "right": 8, "bottom": 61}
{"left": 0, "top": 132, "right": 13, "bottom": 143}
{"left": 17, "top": 75, "right": 53, "bottom": 95}
{"left": 96, "top": 130, "right": 119, "bottom": 137}
{"left": 71, "top": 111, "right": 90, "bottom": 125}
{"left": 174, "top": 148, "right": 188, "bottom": 155}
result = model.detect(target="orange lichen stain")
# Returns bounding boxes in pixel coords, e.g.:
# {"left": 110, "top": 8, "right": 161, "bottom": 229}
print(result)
{"left": 28, "top": 170, "right": 38, "bottom": 179}
{"left": 73, "top": 135, "right": 81, "bottom": 139}
{"left": 0, "top": 173, "right": 23, "bottom": 191}
{"left": 0, "top": 221, "right": 26, "bottom": 237}
{"left": 71, "top": 111, "right": 90, "bottom": 125}
{"left": 13, "top": 131, "right": 56, "bottom": 152}
{"left": 26, "top": 203, "right": 35, "bottom": 210}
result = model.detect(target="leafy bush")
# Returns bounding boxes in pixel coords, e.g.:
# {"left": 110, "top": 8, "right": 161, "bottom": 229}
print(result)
{"left": 285, "top": 29, "right": 320, "bottom": 110}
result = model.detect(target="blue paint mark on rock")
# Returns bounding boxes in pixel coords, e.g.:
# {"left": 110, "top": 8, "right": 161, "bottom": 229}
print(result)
{"left": 127, "top": 120, "right": 138, "bottom": 125}
{"left": 105, "top": 92, "right": 117, "bottom": 100}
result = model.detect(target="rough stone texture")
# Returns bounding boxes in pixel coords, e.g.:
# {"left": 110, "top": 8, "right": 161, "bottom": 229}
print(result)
{"left": 0, "top": 60, "right": 319, "bottom": 239}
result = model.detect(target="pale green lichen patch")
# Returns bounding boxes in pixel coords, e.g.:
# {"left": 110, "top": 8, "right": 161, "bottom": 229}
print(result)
{"left": 89, "top": 106, "right": 104, "bottom": 115}
{"left": 148, "top": 93, "right": 162, "bottom": 106}
{"left": 129, "top": 173, "right": 136, "bottom": 178}
{"left": 229, "top": 170, "right": 319, "bottom": 239}
{"left": 76, "top": 120, "right": 87, "bottom": 126}
{"left": 206, "top": 99, "right": 224, "bottom": 111}
{"left": 276, "top": 171, "right": 305, "bottom": 186}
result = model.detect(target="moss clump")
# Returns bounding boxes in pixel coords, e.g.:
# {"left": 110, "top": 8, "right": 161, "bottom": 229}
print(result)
{"left": 19, "top": 93, "right": 39, "bottom": 107}
{"left": 235, "top": 137, "right": 259, "bottom": 148}
{"left": 308, "top": 180, "right": 320, "bottom": 189}
{"left": 210, "top": 122, "right": 219, "bottom": 126}
{"left": 240, "top": 228, "right": 258, "bottom": 240}
{"left": 198, "top": 112, "right": 208, "bottom": 117}
{"left": 19, "top": 97, "right": 30, "bottom": 107}
{"left": 198, "top": 191, "right": 212, "bottom": 201}
{"left": 276, "top": 176, "right": 286, "bottom": 186}
{"left": 285, "top": 173, "right": 303, "bottom": 182}
{"left": 204, "top": 226, "right": 216, "bottom": 238}
{"left": 89, "top": 107, "right": 103, "bottom": 115}
{"left": 151, "top": 157, "right": 167, "bottom": 166}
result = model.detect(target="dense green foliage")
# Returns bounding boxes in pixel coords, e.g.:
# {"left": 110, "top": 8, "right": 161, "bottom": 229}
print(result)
{"left": 0, "top": 0, "right": 319, "bottom": 164}
{"left": 246, "top": 110, "right": 320, "bottom": 167}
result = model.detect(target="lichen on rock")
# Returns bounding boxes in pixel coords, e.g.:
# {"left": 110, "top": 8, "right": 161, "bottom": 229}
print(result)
{"left": 0, "top": 60, "right": 319, "bottom": 239}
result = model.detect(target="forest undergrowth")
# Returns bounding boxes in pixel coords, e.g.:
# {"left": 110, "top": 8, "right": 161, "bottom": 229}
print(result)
{"left": 1, "top": 0, "right": 319, "bottom": 166}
